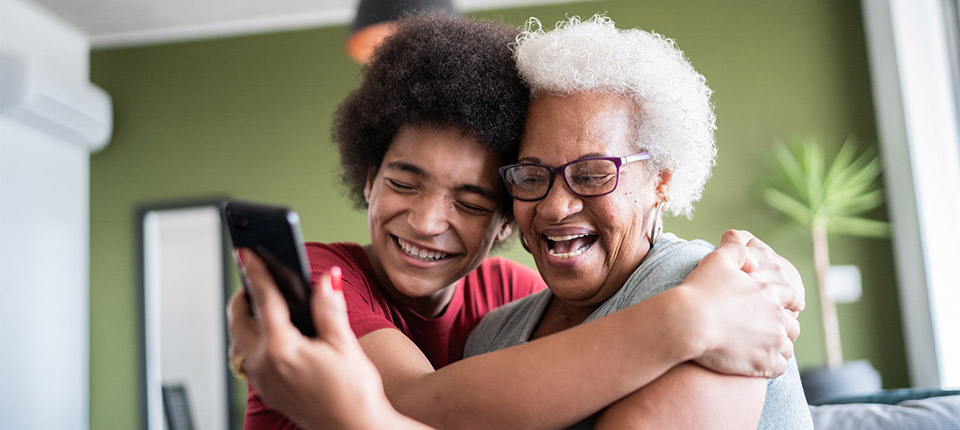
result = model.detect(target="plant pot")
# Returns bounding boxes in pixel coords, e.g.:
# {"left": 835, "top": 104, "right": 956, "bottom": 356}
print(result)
{"left": 800, "top": 360, "right": 882, "bottom": 405}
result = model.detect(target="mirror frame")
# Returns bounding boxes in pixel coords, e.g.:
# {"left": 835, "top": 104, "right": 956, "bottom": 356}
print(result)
{"left": 136, "top": 199, "right": 237, "bottom": 430}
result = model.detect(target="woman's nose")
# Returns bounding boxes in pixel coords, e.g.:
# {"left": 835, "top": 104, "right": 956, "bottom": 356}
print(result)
{"left": 408, "top": 195, "right": 450, "bottom": 236}
{"left": 536, "top": 177, "right": 583, "bottom": 222}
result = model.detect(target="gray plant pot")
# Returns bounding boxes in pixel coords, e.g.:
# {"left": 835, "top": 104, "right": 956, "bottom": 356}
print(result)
{"left": 800, "top": 360, "right": 883, "bottom": 405}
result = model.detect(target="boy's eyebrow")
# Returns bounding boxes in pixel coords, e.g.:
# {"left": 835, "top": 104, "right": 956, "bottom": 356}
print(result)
{"left": 385, "top": 161, "right": 426, "bottom": 176}
{"left": 455, "top": 184, "right": 498, "bottom": 202}
{"left": 385, "top": 161, "right": 498, "bottom": 202}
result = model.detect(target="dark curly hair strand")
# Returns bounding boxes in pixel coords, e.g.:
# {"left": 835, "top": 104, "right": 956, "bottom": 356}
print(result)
{"left": 333, "top": 14, "right": 529, "bottom": 218}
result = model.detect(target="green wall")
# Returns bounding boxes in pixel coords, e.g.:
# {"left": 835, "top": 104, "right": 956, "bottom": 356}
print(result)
{"left": 89, "top": 1, "right": 906, "bottom": 428}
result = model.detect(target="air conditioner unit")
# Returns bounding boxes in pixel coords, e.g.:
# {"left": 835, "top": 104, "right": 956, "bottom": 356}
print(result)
{"left": 1, "top": 51, "right": 113, "bottom": 152}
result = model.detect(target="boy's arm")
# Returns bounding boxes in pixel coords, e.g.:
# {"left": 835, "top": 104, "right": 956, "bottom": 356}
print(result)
{"left": 360, "top": 285, "right": 705, "bottom": 429}
{"left": 234, "top": 237, "right": 799, "bottom": 429}
{"left": 595, "top": 230, "right": 801, "bottom": 429}
{"left": 595, "top": 363, "right": 767, "bottom": 429}
{"left": 383, "top": 233, "right": 795, "bottom": 429}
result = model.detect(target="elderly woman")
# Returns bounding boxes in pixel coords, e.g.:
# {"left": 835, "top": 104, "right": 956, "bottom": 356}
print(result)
{"left": 464, "top": 16, "right": 813, "bottom": 429}
{"left": 232, "top": 14, "right": 805, "bottom": 430}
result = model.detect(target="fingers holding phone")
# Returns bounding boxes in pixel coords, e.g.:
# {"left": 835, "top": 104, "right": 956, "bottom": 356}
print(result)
{"left": 222, "top": 200, "right": 316, "bottom": 336}
{"left": 237, "top": 249, "right": 298, "bottom": 340}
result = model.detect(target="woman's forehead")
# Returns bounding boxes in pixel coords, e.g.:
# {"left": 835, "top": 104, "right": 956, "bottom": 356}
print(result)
{"left": 521, "top": 93, "right": 636, "bottom": 157}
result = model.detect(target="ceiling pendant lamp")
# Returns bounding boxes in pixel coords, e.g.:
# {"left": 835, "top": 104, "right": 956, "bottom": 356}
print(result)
{"left": 346, "top": 0, "right": 456, "bottom": 63}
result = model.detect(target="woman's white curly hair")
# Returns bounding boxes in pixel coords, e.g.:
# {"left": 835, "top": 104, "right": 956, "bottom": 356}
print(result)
{"left": 514, "top": 15, "right": 717, "bottom": 218}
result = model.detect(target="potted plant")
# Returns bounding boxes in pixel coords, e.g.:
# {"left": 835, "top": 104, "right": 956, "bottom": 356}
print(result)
{"left": 763, "top": 136, "right": 890, "bottom": 403}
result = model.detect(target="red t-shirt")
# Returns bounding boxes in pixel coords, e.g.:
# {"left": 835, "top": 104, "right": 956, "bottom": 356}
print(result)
{"left": 244, "top": 242, "right": 545, "bottom": 429}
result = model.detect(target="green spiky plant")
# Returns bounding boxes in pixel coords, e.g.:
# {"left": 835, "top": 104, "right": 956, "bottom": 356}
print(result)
{"left": 763, "top": 137, "right": 890, "bottom": 370}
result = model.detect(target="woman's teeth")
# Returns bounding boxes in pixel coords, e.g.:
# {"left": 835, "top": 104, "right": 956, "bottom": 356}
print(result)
{"left": 397, "top": 238, "right": 449, "bottom": 261}
{"left": 548, "top": 246, "right": 590, "bottom": 258}
{"left": 548, "top": 233, "right": 590, "bottom": 241}
{"left": 545, "top": 233, "right": 594, "bottom": 259}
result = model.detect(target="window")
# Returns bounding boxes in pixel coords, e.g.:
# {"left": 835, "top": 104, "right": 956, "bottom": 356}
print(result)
{"left": 862, "top": 0, "right": 960, "bottom": 389}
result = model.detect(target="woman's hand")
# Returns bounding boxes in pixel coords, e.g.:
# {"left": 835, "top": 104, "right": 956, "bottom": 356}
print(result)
{"left": 228, "top": 249, "right": 430, "bottom": 430}
{"left": 721, "top": 229, "right": 805, "bottom": 315}
{"left": 679, "top": 238, "right": 802, "bottom": 378}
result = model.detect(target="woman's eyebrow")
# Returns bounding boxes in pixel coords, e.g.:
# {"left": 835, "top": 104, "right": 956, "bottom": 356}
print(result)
{"left": 516, "top": 152, "right": 607, "bottom": 165}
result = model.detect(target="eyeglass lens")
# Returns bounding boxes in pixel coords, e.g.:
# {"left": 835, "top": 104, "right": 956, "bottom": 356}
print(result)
{"left": 505, "top": 159, "right": 620, "bottom": 200}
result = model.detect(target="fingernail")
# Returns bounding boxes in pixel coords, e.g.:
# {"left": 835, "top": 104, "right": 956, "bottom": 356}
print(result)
{"left": 330, "top": 266, "right": 342, "bottom": 292}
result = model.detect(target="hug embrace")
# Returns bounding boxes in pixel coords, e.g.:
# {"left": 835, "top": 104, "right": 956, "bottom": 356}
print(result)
{"left": 228, "top": 13, "right": 813, "bottom": 430}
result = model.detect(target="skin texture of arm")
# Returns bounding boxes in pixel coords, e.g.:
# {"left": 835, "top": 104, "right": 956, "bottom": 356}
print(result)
{"left": 232, "top": 234, "right": 802, "bottom": 430}
{"left": 595, "top": 363, "right": 767, "bottom": 429}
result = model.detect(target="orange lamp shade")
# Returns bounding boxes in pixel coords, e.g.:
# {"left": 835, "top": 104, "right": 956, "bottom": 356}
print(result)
{"left": 345, "top": 21, "right": 399, "bottom": 64}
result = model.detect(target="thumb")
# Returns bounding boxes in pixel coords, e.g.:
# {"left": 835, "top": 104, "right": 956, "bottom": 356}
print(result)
{"left": 719, "top": 230, "right": 758, "bottom": 272}
{"left": 720, "top": 229, "right": 754, "bottom": 246}
{"left": 311, "top": 266, "right": 354, "bottom": 347}
{"left": 710, "top": 240, "right": 749, "bottom": 270}
{"left": 740, "top": 253, "right": 760, "bottom": 273}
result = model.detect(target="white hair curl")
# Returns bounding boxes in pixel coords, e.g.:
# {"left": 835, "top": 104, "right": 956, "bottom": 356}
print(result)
{"left": 514, "top": 15, "right": 717, "bottom": 218}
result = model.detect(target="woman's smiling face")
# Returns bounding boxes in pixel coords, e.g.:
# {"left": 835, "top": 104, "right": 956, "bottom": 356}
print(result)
{"left": 364, "top": 125, "right": 512, "bottom": 316}
{"left": 514, "top": 92, "right": 669, "bottom": 308}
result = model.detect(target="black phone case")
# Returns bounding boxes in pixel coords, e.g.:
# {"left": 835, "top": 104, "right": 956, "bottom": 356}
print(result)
{"left": 221, "top": 200, "right": 315, "bottom": 337}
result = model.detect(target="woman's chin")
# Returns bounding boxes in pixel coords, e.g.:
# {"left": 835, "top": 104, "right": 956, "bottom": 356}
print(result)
{"left": 547, "top": 281, "right": 609, "bottom": 308}
{"left": 537, "top": 251, "right": 597, "bottom": 283}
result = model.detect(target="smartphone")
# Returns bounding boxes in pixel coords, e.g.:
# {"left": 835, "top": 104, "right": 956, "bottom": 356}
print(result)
{"left": 221, "top": 200, "right": 316, "bottom": 337}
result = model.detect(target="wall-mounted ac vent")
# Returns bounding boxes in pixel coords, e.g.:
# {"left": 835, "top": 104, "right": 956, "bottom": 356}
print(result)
{"left": 1, "top": 51, "right": 113, "bottom": 152}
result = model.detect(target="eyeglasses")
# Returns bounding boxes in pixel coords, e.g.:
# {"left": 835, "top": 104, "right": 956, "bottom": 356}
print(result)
{"left": 499, "top": 152, "right": 651, "bottom": 201}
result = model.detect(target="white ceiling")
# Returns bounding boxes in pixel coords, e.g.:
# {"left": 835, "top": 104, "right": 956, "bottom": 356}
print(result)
{"left": 26, "top": 0, "right": 581, "bottom": 49}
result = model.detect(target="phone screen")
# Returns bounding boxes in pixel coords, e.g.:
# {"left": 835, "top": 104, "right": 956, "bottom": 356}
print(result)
{"left": 221, "top": 200, "right": 315, "bottom": 337}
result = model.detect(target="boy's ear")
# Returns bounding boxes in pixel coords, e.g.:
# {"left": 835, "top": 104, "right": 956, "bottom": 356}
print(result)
{"left": 495, "top": 218, "right": 514, "bottom": 242}
{"left": 363, "top": 168, "right": 377, "bottom": 203}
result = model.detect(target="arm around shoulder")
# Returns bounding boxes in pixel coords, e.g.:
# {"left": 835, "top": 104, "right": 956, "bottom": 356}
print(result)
{"left": 375, "top": 287, "right": 706, "bottom": 429}
{"left": 595, "top": 362, "right": 767, "bottom": 430}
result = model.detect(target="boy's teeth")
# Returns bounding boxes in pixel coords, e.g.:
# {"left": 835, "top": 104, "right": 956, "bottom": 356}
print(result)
{"left": 397, "top": 238, "right": 448, "bottom": 261}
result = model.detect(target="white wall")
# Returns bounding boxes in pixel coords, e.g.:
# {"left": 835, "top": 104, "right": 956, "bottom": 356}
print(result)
{"left": 0, "top": 0, "right": 111, "bottom": 428}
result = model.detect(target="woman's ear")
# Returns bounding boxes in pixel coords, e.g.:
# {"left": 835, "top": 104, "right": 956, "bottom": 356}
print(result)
{"left": 655, "top": 170, "right": 673, "bottom": 201}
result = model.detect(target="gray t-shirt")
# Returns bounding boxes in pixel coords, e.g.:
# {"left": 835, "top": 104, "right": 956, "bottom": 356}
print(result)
{"left": 465, "top": 233, "right": 813, "bottom": 429}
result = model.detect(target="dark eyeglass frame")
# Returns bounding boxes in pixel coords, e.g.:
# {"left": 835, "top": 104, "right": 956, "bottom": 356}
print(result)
{"left": 499, "top": 151, "right": 652, "bottom": 202}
